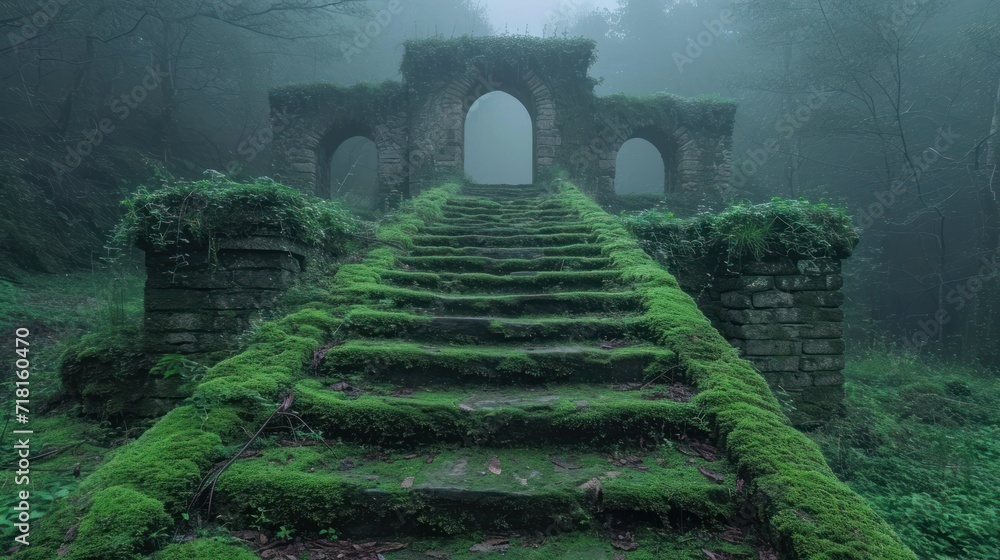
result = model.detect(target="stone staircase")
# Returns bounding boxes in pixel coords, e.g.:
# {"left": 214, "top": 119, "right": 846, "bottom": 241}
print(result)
{"left": 211, "top": 184, "right": 765, "bottom": 557}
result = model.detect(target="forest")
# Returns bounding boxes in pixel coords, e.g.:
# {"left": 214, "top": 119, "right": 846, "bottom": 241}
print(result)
{"left": 1, "top": 1, "right": 999, "bottom": 559}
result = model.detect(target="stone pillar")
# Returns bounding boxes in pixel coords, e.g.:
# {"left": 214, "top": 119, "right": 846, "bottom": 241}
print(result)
{"left": 710, "top": 257, "right": 846, "bottom": 425}
{"left": 143, "top": 236, "right": 308, "bottom": 359}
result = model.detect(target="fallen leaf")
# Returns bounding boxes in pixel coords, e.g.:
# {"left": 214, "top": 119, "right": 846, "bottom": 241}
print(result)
{"left": 404, "top": 454, "right": 419, "bottom": 460}
{"left": 425, "top": 453, "right": 436, "bottom": 464}
{"left": 488, "top": 455, "right": 502, "bottom": 475}
{"left": 401, "top": 477, "right": 414, "bottom": 488}
{"left": 690, "top": 442, "right": 719, "bottom": 461}
{"left": 698, "top": 466, "right": 725, "bottom": 484}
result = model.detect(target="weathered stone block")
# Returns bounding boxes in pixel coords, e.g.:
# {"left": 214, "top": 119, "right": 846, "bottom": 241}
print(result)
{"left": 724, "top": 323, "right": 800, "bottom": 340}
{"left": 793, "top": 291, "right": 844, "bottom": 307}
{"left": 799, "top": 322, "right": 844, "bottom": 339}
{"left": 800, "top": 355, "right": 845, "bottom": 371}
{"left": 797, "top": 259, "right": 841, "bottom": 275}
{"left": 721, "top": 292, "right": 753, "bottom": 309}
{"left": 802, "top": 339, "right": 846, "bottom": 355}
{"left": 774, "top": 274, "right": 843, "bottom": 291}
{"left": 721, "top": 309, "right": 776, "bottom": 324}
{"left": 772, "top": 307, "right": 844, "bottom": 323}
{"left": 714, "top": 276, "right": 774, "bottom": 292}
{"left": 741, "top": 258, "right": 798, "bottom": 275}
{"left": 752, "top": 291, "right": 794, "bottom": 308}
{"left": 745, "top": 340, "right": 799, "bottom": 356}
{"left": 747, "top": 355, "right": 800, "bottom": 372}
{"left": 217, "top": 251, "right": 302, "bottom": 273}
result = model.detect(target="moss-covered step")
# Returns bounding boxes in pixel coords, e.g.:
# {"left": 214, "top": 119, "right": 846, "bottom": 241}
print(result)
{"left": 344, "top": 310, "right": 639, "bottom": 343}
{"left": 442, "top": 197, "right": 564, "bottom": 210}
{"left": 418, "top": 223, "right": 595, "bottom": 237}
{"left": 412, "top": 233, "right": 598, "bottom": 249}
{"left": 461, "top": 185, "right": 550, "bottom": 197}
{"left": 397, "top": 256, "right": 613, "bottom": 274}
{"left": 332, "top": 285, "right": 642, "bottom": 316}
{"left": 409, "top": 244, "right": 603, "bottom": 258}
{"left": 212, "top": 444, "right": 735, "bottom": 537}
{"left": 377, "top": 270, "right": 623, "bottom": 294}
{"left": 380, "top": 529, "right": 759, "bottom": 560}
{"left": 440, "top": 209, "right": 579, "bottom": 222}
{"left": 319, "top": 340, "right": 679, "bottom": 384}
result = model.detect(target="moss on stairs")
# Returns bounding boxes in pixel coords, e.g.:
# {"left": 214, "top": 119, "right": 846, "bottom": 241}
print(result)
{"left": 22, "top": 180, "right": 916, "bottom": 560}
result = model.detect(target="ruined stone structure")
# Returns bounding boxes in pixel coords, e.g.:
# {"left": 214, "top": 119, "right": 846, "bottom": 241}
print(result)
{"left": 269, "top": 36, "right": 735, "bottom": 212}
{"left": 143, "top": 236, "right": 309, "bottom": 358}
{"left": 699, "top": 257, "right": 847, "bottom": 424}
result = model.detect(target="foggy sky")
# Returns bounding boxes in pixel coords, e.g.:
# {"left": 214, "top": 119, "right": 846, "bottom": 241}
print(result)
{"left": 481, "top": 0, "right": 617, "bottom": 35}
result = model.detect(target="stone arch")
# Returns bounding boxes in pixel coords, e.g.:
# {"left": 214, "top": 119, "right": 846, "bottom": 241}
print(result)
{"left": 316, "top": 124, "right": 373, "bottom": 200}
{"left": 417, "top": 66, "right": 559, "bottom": 185}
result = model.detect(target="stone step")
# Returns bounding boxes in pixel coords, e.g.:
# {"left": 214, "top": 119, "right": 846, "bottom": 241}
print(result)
{"left": 412, "top": 233, "right": 597, "bottom": 249}
{"left": 214, "top": 443, "right": 734, "bottom": 539}
{"left": 397, "top": 256, "right": 613, "bottom": 274}
{"left": 395, "top": 291, "right": 644, "bottom": 316}
{"left": 319, "top": 341, "right": 678, "bottom": 384}
{"left": 443, "top": 197, "right": 561, "bottom": 210}
{"left": 378, "top": 270, "right": 623, "bottom": 294}
{"left": 442, "top": 207, "right": 578, "bottom": 219}
{"left": 344, "top": 311, "right": 638, "bottom": 343}
{"left": 417, "top": 223, "right": 594, "bottom": 237}
{"left": 409, "top": 244, "right": 604, "bottom": 258}
{"left": 295, "top": 381, "right": 698, "bottom": 446}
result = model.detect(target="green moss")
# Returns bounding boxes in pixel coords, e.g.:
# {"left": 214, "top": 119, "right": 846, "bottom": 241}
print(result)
{"left": 115, "top": 178, "right": 356, "bottom": 253}
{"left": 64, "top": 486, "right": 171, "bottom": 560}
{"left": 622, "top": 196, "right": 860, "bottom": 262}
{"left": 153, "top": 538, "right": 257, "bottom": 560}
{"left": 554, "top": 179, "right": 915, "bottom": 559}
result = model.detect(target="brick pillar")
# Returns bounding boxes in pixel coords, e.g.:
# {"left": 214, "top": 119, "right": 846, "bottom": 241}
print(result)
{"left": 712, "top": 257, "right": 846, "bottom": 425}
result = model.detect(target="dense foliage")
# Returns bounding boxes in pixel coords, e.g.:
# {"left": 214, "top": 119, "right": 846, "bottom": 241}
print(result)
{"left": 114, "top": 179, "right": 356, "bottom": 253}
{"left": 811, "top": 349, "right": 1000, "bottom": 559}
{"left": 621, "top": 197, "right": 860, "bottom": 262}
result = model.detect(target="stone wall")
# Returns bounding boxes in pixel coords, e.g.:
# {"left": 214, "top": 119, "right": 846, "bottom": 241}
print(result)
{"left": 143, "top": 236, "right": 308, "bottom": 359}
{"left": 675, "top": 256, "right": 847, "bottom": 426}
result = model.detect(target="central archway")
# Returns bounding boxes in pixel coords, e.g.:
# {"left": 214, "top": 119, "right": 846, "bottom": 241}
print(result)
{"left": 463, "top": 91, "right": 533, "bottom": 185}
{"left": 615, "top": 138, "right": 666, "bottom": 195}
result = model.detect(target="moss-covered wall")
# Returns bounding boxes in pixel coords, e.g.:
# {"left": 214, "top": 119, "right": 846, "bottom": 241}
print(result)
{"left": 269, "top": 36, "right": 735, "bottom": 209}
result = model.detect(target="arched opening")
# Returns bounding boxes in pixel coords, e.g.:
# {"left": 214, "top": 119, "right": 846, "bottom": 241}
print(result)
{"left": 615, "top": 138, "right": 666, "bottom": 195}
{"left": 464, "top": 91, "right": 533, "bottom": 185}
{"left": 329, "top": 136, "right": 378, "bottom": 208}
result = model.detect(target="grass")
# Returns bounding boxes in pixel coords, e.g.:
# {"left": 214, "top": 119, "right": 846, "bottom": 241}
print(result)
{"left": 809, "top": 346, "right": 1000, "bottom": 559}
{"left": 0, "top": 270, "right": 147, "bottom": 545}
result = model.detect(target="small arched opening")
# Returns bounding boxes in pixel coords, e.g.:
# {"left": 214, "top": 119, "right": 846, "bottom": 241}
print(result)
{"left": 464, "top": 91, "right": 533, "bottom": 185}
{"left": 329, "top": 136, "right": 379, "bottom": 209}
{"left": 615, "top": 138, "right": 667, "bottom": 196}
